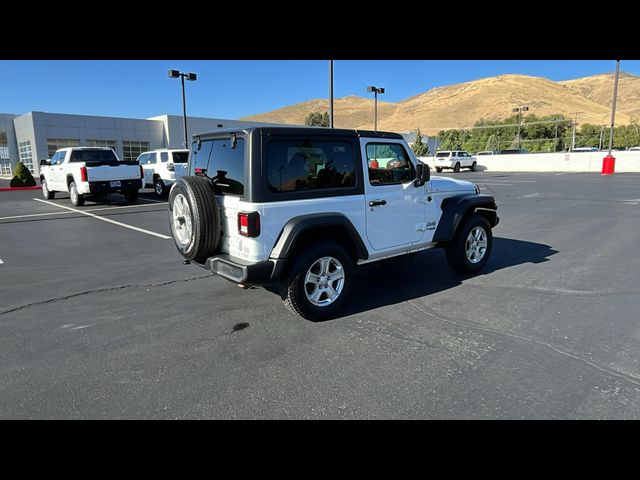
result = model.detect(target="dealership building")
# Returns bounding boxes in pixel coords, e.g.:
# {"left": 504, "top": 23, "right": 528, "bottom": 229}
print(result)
{"left": 0, "top": 111, "right": 281, "bottom": 178}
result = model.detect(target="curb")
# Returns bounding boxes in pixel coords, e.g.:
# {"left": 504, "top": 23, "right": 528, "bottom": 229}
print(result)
{"left": 0, "top": 186, "right": 42, "bottom": 192}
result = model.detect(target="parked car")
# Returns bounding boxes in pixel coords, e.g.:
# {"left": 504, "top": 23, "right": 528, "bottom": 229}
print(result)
{"left": 39, "top": 147, "right": 142, "bottom": 206}
{"left": 138, "top": 148, "right": 189, "bottom": 197}
{"left": 433, "top": 150, "right": 477, "bottom": 173}
{"left": 628, "top": 146, "right": 640, "bottom": 151}
{"left": 571, "top": 147, "right": 599, "bottom": 152}
{"left": 167, "top": 127, "right": 499, "bottom": 320}
{"left": 476, "top": 151, "right": 496, "bottom": 156}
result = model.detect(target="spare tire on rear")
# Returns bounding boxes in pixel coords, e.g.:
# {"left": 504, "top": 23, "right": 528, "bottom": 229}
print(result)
{"left": 168, "top": 176, "right": 220, "bottom": 263}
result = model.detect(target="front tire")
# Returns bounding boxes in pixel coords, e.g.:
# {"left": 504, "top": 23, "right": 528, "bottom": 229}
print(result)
{"left": 445, "top": 214, "right": 492, "bottom": 274}
{"left": 41, "top": 179, "right": 55, "bottom": 200}
{"left": 281, "top": 243, "right": 354, "bottom": 321}
{"left": 69, "top": 182, "right": 85, "bottom": 206}
{"left": 124, "top": 189, "right": 139, "bottom": 203}
{"left": 470, "top": 161, "right": 477, "bottom": 172}
{"left": 168, "top": 176, "right": 220, "bottom": 263}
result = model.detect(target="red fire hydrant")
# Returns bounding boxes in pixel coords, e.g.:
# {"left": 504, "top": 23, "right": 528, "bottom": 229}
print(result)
{"left": 602, "top": 155, "right": 615, "bottom": 175}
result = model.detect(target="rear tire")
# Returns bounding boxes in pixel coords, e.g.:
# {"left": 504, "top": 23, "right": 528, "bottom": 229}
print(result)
{"left": 453, "top": 162, "right": 460, "bottom": 173}
{"left": 435, "top": 167, "right": 443, "bottom": 173}
{"left": 69, "top": 182, "right": 85, "bottom": 206}
{"left": 41, "top": 179, "right": 55, "bottom": 200}
{"left": 168, "top": 176, "right": 220, "bottom": 263}
{"left": 280, "top": 242, "right": 353, "bottom": 321}
{"left": 154, "top": 178, "right": 166, "bottom": 197}
{"left": 445, "top": 214, "right": 492, "bottom": 274}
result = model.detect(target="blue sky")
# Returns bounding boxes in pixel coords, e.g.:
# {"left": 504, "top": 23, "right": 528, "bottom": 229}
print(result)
{"left": 0, "top": 60, "right": 636, "bottom": 120}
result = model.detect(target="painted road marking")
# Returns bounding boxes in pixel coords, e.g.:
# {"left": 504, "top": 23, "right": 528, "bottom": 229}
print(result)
{"left": 0, "top": 202, "right": 167, "bottom": 221}
{"left": 33, "top": 198, "right": 171, "bottom": 240}
{"left": 0, "top": 259, "right": 3, "bottom": 264}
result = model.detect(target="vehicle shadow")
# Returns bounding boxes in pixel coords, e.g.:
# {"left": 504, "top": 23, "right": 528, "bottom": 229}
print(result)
{"left": 310, "top": 237, "right": 558, "bottom": 322}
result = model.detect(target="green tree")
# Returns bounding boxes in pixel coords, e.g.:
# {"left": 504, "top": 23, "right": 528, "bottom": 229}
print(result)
{"left": 304, "top": 111, "right": 329, "bottom": 127}
{"left": 411, "top": 128, "right": 430, "bottom": 156}
{"left": 485, "top": 134, "right": 499, "bottom": 152}
{"left": 10, "top": 161, "right": 36, "bottom": 187}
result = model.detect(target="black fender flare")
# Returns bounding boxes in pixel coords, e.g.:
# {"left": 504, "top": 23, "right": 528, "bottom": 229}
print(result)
{"left": 433, "top": 194, "right": 498, "bottom": 243}
{"left": 270, "top": 213, "right": 369, "bottom": 261}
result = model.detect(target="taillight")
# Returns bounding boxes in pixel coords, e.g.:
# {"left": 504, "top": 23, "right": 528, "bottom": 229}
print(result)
{"left": 140, "top": 165, "right": 144, "bottom": 179}
{"left": 167, "top": 163, "right": 175, "bottom": 172}
{"left": 238, "top": 212, "right": 260, "bottom": 237}
{"left": 80, "top": 166, "right": 88, "bottom": 182}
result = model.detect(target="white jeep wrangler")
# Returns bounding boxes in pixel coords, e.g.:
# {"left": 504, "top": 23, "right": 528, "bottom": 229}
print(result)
{"left": 168, "top": 127, "right": 499, "bottom": 320}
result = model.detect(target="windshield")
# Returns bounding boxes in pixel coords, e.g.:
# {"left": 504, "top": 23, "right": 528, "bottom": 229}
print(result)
{"left": 172, "top": 152, "right": 189, "bottom": 163}
{"left": 69, "top": 149, "right": 119, "bottom": 165}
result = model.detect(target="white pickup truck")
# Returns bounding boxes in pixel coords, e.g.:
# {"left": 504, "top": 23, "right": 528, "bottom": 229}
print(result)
{"left": 39, "top": 147, "right": 143, "bottom": 206}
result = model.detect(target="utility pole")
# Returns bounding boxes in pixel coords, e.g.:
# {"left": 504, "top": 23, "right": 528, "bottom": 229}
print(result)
{"left": 608, "top": 60, "right": 621, "bottom": 156}
{"left": 554, "top": 117, "right": 559, "bottom": 152}
{"left": 599, "top": 125, "right": 605, "bottom": 150}
{"left": 512, "top": 106, "right": 528, "bottom": 149}
{"left": 570, "top": 112, "right": 583, "bottom": 151}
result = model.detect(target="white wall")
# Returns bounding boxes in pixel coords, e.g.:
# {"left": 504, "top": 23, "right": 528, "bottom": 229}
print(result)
{"left": 420, "top": 151, "right": 640, "bottom": 173}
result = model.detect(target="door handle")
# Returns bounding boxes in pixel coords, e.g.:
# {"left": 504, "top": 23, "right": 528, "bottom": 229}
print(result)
{"left": 369, "top": 199, "right": 387, "bottom": 207}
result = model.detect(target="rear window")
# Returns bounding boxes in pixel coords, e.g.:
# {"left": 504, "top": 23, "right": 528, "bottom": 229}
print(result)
{"left": 191, "top": 138, "right": 245, "bottom": 196}
{"left": 266, "top": 140, "right": 356, "bottom": 193}
{"left": 172, "top": 152, "right": 188, "bottom": 163}
{"left": 436, "top": 152, "right": 451, "bottom": 157}
{"left": 69, "top": 149, "right": 119, "bottom": 165}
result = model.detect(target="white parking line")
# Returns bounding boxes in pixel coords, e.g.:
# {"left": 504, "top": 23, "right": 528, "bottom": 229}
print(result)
{"left": 0, "top": 258, "right": 4, "bottom": 265}
{"left": 0, "top": 202, "right": 166, "bottom": 221}
{"left": 33, "top": 198, "right": 171, "bottom": 240}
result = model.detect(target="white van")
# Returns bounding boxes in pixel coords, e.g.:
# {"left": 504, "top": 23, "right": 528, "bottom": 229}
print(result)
{"left": 137, "top": 149, "right": 189, "bottom": 196}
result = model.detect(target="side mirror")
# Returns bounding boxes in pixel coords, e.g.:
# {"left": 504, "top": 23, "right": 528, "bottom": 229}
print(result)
{"left": 40, "top": 159, "right": 50, "bottom": 166}
{"left": 415, "top": 162, "right": 430, "bottom": 187}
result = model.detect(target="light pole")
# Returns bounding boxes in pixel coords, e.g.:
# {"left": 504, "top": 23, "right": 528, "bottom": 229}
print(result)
{"left": 329, "top": 60, "right": 334, "bottom": 128}
{"left": 168, "top": 69, "right": 197, "bottom": 148}
{"left": 367, "top": 85, "right": 385, "bottom": 132}
{"left": 607, "top": 60, "right": 621, "bottom": 156}
{"left": 512, "top": 106, "right": 528, "bottom": 149}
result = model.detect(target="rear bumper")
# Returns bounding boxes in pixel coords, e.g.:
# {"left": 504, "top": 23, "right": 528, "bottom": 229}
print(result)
{"left": 193, "top": 253, "right": 284, "bottom": 286}
{"left": 86, "top": 179, "right": 142, "bottom": 194}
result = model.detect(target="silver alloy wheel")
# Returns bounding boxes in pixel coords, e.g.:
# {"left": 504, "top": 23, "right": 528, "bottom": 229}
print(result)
{"left": 42, "top": 180, "right": 48, "bottom": 198}
{"left": 304, "top": 256, "right": 345, "bottom": 307}
{"left": 155, "top": 180, "right": 163, "bottom": 196}
{"left": 172, "top": 193, "right": 193, "bottom": 246}
{"left": 465, "top": 226, "right": 488, "bottom": 264}
{"left": 70, "top": 184, "right": 77, "bottom": 204}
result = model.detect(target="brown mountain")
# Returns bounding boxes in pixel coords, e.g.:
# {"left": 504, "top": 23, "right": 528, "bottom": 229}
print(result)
{"left": 241, "top": 73, "right": 639, "bottom": 135}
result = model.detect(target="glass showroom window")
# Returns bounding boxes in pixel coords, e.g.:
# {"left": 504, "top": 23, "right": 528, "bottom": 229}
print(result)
{"left": 0, "top": 132, "right": 11, "bottom": 175}
{"left": 122, "top": 141, "right": 150, "bottom": 162}
{"left": 47, "top": 138, "right": 80, "bottom": 157}
{"left": 19, "top": 140, "right": 34, "bottom": 173}
{"left": 86, "top": 139, "right": 117, "bottom": 150}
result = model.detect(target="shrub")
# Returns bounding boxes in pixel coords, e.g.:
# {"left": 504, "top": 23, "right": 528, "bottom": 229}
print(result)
{"left": 11, "top": 162, "right": 36, "bottom": 187}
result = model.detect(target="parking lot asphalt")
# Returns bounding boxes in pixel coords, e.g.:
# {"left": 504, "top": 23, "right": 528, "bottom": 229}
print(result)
{"left": 1, "top": 173, "right": 640, "bottom": 419}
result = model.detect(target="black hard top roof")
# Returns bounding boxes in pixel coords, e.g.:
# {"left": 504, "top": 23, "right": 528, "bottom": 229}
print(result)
{"left": 193, "top": 125, "right": 403, "bottom": 140}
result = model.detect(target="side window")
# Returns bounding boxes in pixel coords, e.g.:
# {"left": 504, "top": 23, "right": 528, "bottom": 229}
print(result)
{"left": 192, "top": 137, "right": 245, "bottom": 196}
{"left": 137, "top": 153, "right": 148, "bottom": 165}
{"left": 366, "top": 143, "right": 415, "bottom": 186}
{"left": 266, "top": 140, "right": 356, "bottom": 193}
{"left": 148, "top": 153, "right": 157, "bottom": 164}
{"left": 160, "top": 152, "right": 169, "bottom": 163}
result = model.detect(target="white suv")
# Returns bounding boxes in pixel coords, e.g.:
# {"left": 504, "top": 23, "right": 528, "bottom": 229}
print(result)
{"left": 434, "top": 151, "right": 477, "bottom": 173}
{"left": 137, "top": 149, "right": 189, "bottom": 196}
{"left": 167, "top": 127, "right": 499, "bottom": 321}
